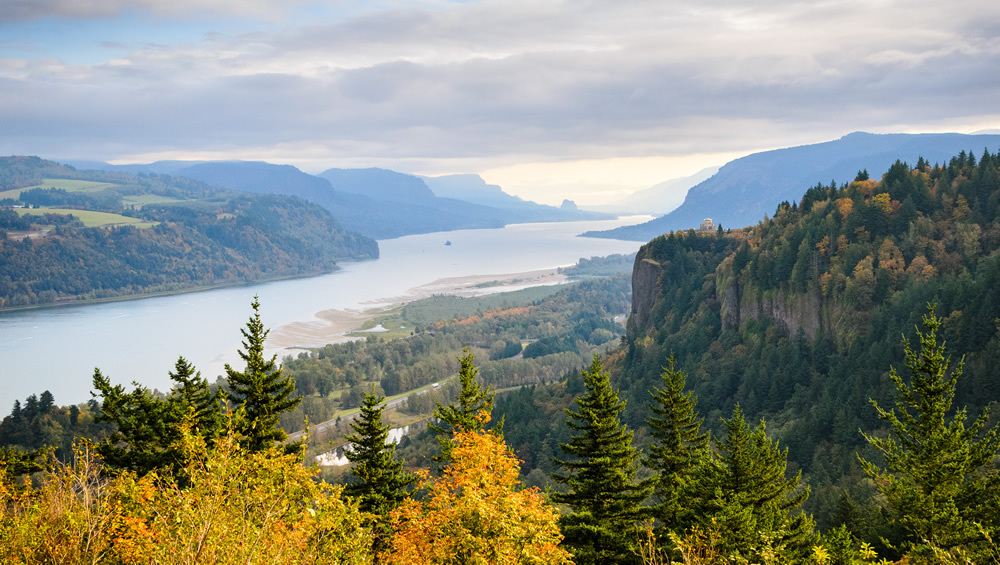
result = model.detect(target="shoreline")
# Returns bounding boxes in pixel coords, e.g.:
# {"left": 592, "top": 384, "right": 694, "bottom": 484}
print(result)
{"left": 0, "top": 265, "right": 351, "bottom": 315}
{"left": 266, "top": 267, "right": 568, "bottom": 350}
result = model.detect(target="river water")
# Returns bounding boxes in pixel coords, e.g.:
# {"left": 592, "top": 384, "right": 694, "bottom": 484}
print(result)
{"left": 0, "top": 216, "right": 650, "bottom": 409}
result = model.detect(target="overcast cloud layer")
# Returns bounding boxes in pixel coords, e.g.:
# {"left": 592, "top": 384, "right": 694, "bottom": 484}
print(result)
{"left": 1, "top": 0, "right": 999, "bottom": 203}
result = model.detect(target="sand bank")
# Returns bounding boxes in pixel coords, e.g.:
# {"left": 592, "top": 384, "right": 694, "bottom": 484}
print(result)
{"left": 267, "top": 267, "right": 566, "bottom": 350}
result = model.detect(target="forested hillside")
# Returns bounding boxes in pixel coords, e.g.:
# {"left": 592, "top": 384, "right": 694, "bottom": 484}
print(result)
{"left": 615, "top": 149, "right": 1000, "bottom": 529}
{"left": 588, "top": 131, "right": 1000, "bottom": 240}
{"left": 0, "top": 157, "right": 378, "bottom": 308}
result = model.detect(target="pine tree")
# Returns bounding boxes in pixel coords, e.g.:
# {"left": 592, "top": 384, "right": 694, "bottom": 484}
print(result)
{"left": 860, "top": 306, "right": 1000, "bottom": 556}
{"left": 224, "top": 296, "right": 302, "bottom": 453}
{"left": 553, "top": 354, "right": 653, "bottom": 565}
{"left": 644, "top": 354, "right": 708, "bottom": 534}
{"left": 691, "top": 405, "right": 814, "bottom": 561}
{"left": 429, "top": 349, "right": 495, "bottom": 464}
{"left": 344, "top": 389, "right": 416, "bottom": 552}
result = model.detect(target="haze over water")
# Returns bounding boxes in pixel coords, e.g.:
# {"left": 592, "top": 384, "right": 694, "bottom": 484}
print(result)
{"left": 0, "top": 217, "right": 650, "bottom": 410}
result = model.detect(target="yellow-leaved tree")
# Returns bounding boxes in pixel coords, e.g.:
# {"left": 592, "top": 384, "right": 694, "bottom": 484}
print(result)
{"left": 383, "top": 414, "right": 572, "bottom": 565}
{"left": 0, "top": 423, "right": 374, "bottom": 565}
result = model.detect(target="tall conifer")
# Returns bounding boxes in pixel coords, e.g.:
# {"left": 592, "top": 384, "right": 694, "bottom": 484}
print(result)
{"left": 691, "top": 405, "right": 814, "bottom": 561}
{"left": 860, "top": 307, "right": 1000, "bottom": 557}
{"left": 225, "top": 296, "right": 301, "bottom": 452}
{"left": 167, "top": 356, "right": 223, "bottom": 439}
{"left": 644, "top": 354, "right": 708, "bottom": 534}
{"left": 553, "top": 354, "right": 652, "bottom": 565}
{"left": 430, "top": 349, "right": 495, "bottom": 464}
{"left": 345, "top": 389, "right": 415, "bottom": 553}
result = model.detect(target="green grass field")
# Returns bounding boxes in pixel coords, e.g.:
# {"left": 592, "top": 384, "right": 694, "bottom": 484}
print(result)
{"left": 0, "top": 178, "right": 120, "bottom": 200}
{"left": 16, "top": 208, "right": 158, "bottom": 228}
{"left": 122, "top": 194, "right": 183, "bottom": 207}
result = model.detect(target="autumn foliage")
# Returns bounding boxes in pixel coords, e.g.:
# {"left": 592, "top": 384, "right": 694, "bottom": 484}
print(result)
{"left": 384, "top": 416, "right": 572, "bottom": 564}
{"left": 0, "top": 428, "right": 372, "bottom": 565}
{"left": 0, "top": 412, "right": 571, "bottom": 564}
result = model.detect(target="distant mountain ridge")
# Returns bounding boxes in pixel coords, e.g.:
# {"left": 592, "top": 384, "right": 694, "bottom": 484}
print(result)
{"left": 73, "top": 160, "right": 611, "bottom": 239}
{"left": 586, "top": 131, "right": 1000, "bottom": 240}
{"left": 420, "top": 174, "right": 532, "bottom": 209}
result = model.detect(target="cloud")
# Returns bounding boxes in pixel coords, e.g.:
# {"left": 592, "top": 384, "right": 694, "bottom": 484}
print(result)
{"left": 2, "top": 0, "right": 1000, "bottom": 195}
{"left": 0, "top": 0, "right": 297, "bottom": 21}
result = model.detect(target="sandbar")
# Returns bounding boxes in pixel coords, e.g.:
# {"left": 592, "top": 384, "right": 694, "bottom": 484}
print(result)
{"left": 267, "top": 267, "right": 566, "bottom": 350}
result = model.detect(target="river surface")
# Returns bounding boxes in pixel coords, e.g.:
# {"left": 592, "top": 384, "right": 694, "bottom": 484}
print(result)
{"left": 0, "top": 216, "right": 650, "bottom": 409}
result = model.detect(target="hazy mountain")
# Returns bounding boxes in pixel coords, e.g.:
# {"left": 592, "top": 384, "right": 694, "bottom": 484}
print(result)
{"left": 585, "top": 131, "right": 1000, "bottom": 240}
{"left": 607, "top": 166, "right": 719, "bottom": 215}
{"left": 319, "top": 168, "right": 436, "bottom": 202}
{"left": 421, "top": 174, "right": 531, "bottom": 208}
{"left": 420, "top": 173, "right": 613, "bottom": 222}
{"left": 161, "top": 162, "right": 508, "bottom": 239}
{"left": 59, "top": 160, "right": 611, "bottom": 237}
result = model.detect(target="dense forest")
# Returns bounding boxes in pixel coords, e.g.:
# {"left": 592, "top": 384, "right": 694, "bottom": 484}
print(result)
{"left": 0, "top": 156, "right": 378, "bottom": 308}
{"left": 3, "top": 150, "right": 1000, "bottom": 563}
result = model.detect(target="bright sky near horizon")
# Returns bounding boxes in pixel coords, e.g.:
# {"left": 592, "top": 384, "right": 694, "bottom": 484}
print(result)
{"left": 1, "top": 0, "right": 998, "bottom": 205}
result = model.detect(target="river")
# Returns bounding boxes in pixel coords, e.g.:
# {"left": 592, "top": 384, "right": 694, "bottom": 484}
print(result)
{"left": 0, "top": 216, "right": 651, "bottom": 410}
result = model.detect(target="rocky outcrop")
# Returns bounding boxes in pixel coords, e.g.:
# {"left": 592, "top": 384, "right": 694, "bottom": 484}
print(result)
{"left": 734, "top": 286, "right": 822, "bottom": 338}
{"left": 628, "top": 256, "right": 663, "bottom": 336}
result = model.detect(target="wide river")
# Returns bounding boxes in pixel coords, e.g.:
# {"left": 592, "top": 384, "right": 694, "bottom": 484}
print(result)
{"left": 0, "top": 216, "right": 650, "bottom": 409}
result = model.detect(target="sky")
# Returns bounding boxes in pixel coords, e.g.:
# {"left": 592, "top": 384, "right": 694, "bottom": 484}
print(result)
{"left": 1, "top": 0, "right": 999, "bottom": 206}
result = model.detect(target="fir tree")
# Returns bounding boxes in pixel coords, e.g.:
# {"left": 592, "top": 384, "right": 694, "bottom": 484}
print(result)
{"left": 166, "top": 356, "right": 223, "bottom": 440}
{"left": 691, "top": 405, "right": 814, "bottom": 561}
{"left": 429, "top": 349, "right": 495, "bottom": 464}
{"left": 224, "top": 296, "right": 301, "bottom": 453}
{"left": 860, "top": 306, "right": 1000, "bottom": 556}
{"left": 344, "top": 389, "right": 416, "bottom": 552}
{"left": 92, "top": 356, "right": 224, "bottom": 476}
{"left": 553, "top": 354, "right": 653, "bottom": 565}
{"left": 92, "top": 368, "right": 183, "bottom": 474}
{"left": 644, "top": 354, "right": 708, "bottom": 534}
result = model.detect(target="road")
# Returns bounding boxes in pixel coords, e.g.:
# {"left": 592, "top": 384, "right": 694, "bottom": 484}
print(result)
{"left": 286, "top": 385, "right": 435, "bottom": 443}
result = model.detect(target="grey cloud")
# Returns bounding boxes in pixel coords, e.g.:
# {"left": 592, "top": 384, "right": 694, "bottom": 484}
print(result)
{"left": 2, "top": 0, "right": 1000, "bottom": 167}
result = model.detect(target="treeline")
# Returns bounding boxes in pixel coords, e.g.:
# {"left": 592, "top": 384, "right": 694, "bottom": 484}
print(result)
{"left": 558, "top": 252, "right": 637, "bottom": 278}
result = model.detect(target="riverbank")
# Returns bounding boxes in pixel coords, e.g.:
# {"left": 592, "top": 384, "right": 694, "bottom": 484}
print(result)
{"left": 0, "top": 265, "right": 348, "bottom": 314}
{"left": 267, "top": 267, "right": 567, "bottom": 349}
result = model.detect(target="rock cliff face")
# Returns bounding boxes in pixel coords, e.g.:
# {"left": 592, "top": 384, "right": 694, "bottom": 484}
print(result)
{"left": 627, "top": 255, "right": 663, "bottom": 337}
{"left": 628, "top": 238, "right": 826, "bottom": 343}
{"left": 721, "top": 279, "right": 823, "bottom": 338}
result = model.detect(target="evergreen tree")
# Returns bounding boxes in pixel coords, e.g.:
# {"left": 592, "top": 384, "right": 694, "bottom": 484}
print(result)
{"left": 92, "top": 355, "right": 223, "bottom": 475}
{"left": 860, "top": 307, "right": 1000, "bottom": 557}
{"left": 166, "top": 356, "right": 223, "bottom": 440}
{"left": 344, "top": 389, "right": 416, "bottom": 552}
{"left": 225, "top": 296, "right": 301, "bottom": 453}
{"left": 691, "top": 405, "right": 814, "bottom": 561}
{"left": 429, "top": 349, "right": 495, "bottom": 464}
{"left": 553, "top": 354, "right": 653, "bottom": 565}
{"left": 38, "top": 391, "right": 54, "bottom": 413}
{"left": 92, "top": 368, "right": 183, "bottom": 474}
{"left": 644, "top": 354, "right": 708, "bottom": 534}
